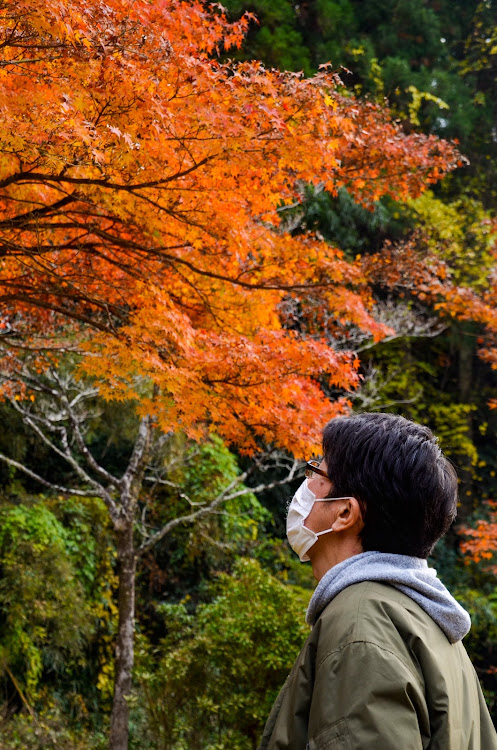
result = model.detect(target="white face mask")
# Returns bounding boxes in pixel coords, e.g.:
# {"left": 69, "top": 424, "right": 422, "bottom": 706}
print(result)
{"left": 286, "top": 479, "right": 352, "bottom": 562}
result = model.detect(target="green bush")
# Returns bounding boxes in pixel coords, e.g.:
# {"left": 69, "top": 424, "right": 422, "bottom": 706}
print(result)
{"left": 0, "top": 705, "right": 106, "bottom": 750}
{"left": 133, "top": 558, "right": 310, "bottom": 750}
{"left": 0, "top": 503, "right": 91, "bottom": 699}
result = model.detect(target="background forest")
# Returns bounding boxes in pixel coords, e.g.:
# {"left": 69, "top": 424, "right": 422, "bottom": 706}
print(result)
{"left": 1, "top": 0, "right": 497, "bottom": 748}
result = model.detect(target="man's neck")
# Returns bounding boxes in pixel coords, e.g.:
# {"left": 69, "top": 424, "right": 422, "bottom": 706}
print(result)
{"left": 310, "top": 538, "right": 364, "bottom": 582}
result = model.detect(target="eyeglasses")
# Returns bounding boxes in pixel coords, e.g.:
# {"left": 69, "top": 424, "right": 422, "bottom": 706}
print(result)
{"left": 305, "top": 460, "right": 331, "bottom": 480}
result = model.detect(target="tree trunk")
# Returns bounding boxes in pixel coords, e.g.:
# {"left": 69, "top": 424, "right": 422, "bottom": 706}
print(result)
{"left": 110, "top": 521, "right": 136, "bottom": 750}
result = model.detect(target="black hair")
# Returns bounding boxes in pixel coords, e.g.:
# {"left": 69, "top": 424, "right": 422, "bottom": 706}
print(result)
{"left": 322, "top": 413, "right": 458, "bottom": 558}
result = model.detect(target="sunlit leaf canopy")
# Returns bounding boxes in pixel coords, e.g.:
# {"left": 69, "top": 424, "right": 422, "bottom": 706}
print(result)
{"left": 0, "top": 0, "right": 465, "bottom": 454}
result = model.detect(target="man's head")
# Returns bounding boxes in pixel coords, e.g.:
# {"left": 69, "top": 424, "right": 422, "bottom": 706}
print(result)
{"left": 322, "top": 413, "right": 458, "bottom": 558}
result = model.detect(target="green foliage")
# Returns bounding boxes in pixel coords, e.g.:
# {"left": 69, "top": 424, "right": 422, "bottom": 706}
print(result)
{"left": 358, "top": 0, "right": 442, "bottom": 65}
{"left": 179, "top": 435, "right": 263, "bottom": 517}
{"left": 176, "top": 434, "right": 270, "bottom": 554}
{"left": 454, "top": 587, "right": 497, "bottom": 714}
{"left": 354, "top": 334, "right": 483, "bottom": 474}
{"left": 427, "top": 403, "right": 478, "bottom": 468}
{"left": 0, "top": 493, "right": 116, "bottom": 729}
{"left": 410, "top": 68, "right": 477, "bottom": 139}
{"left": 409, "top": 191, "right": 497, "bottom": 288}
{"left": 282, "top": 185, "right": 411, "bottom": 256}
{"left": 133, "top": 558, "right": 309, "bottom": 750}
{"left": 314, "top": 0, "right": 356, "bottom": 39}
{"left": 46, "top": 496, "right": 118, "bottom": 707}
{"left": 252, "top": 537, "right": 315, "bottom": 590}
{"left": 0, "top": 704, "right": 107, "bottom": 750}
{"left": 405, "top": 85, "right": 449, "bottom": 127}
{"left": 0, "top": 502, "right": 91, "bottom": 698}
{"left": 137, "top": 435, "right": 270, "bottom": 607}
{"left": 429, "top": 537, "right": 497, "bottom": 717}
{"left": 222, "top": 0, "right": 313, "bottom": 74}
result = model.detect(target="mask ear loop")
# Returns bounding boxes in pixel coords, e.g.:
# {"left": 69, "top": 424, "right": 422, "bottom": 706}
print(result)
{"left": 303, "top": 496, "right": 354, "bottom": 535}
{"left": 314, "top": 527, "right": 333, "bottom": 537}
{"left": 312, "top": 496, "right": 354, "bottom": 503}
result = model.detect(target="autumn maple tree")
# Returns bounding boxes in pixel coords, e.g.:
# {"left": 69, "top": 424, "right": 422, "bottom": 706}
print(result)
{"left": 0, "top": 0, "right": 468, "bottom": 747}
{"left": 0, "top": 0, "right": 465, "bottom": 449}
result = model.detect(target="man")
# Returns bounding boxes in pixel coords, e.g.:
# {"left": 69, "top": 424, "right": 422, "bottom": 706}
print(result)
{"left": 258, "top": 413, "right": 497, "bottom": 750}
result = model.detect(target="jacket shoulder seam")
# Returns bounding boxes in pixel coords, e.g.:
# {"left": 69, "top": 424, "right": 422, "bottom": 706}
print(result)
{"left": 316, "top": 638, "right": 420, "bottom": 682}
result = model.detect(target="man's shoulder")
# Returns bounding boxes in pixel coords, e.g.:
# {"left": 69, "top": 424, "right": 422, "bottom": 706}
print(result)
{"left": 314, "top": 580, "right": 455, "bottom": 659}
{"left": 319, "top": 578, "right": 426, "bottom": 623}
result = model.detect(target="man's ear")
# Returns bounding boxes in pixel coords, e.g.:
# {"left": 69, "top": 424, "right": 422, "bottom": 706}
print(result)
{"left": 331, "top": 497, "right": 364, "bottom": 534}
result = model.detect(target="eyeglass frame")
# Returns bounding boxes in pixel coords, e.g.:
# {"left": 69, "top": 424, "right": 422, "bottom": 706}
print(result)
{"left": 305, "top": 460, "right": 331, "bottom": 480}
{"left": 305, "top": 459, "right": 362, "bottom": 508}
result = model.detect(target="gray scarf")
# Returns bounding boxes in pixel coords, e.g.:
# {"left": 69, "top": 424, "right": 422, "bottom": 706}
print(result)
{"left": 306, "top": 551, "right": 471, "bottom": 643}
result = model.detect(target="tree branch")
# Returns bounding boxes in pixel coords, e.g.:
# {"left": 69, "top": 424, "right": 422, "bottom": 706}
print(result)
{"left": 10, "top": 398, "right": 102, "bottom": 485}
{"left": 50, "top": 371, "right": 122, "bottom": 490}
{"left": 137, "top": 459, "right": 300, "bottom": 556}
{"left": 0, "top": 451, "right": 110, "bottom": 500}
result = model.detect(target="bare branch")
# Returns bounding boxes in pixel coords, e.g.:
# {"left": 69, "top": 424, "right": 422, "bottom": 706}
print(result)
{"left": 49, "top": 370, "right": 122, "bottom": 490}
{"left": 8, "top": 396, "right": 107, "bottom": 490}
{"left": 280, "top": 294, "right": 447, "bottom": 356}
{"left": 355, "top": 298, "right": 447, "bottom": 353}
{"left": 0, "top": 367, "right": 123, "bottom": 519}
{"left": 2, "top": 366, "right": 301, "bottom": 552}
{"left": 0, "top": 450, "right": 107, "bottom": 499}
{"left": 350, "top": 363, "right": 423, "bottom": 411}
{"left": 137, "top": 458, "right": 301, "bottom": 556}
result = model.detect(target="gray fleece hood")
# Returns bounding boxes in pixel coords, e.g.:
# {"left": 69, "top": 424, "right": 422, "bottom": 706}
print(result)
{"left": 306, "top": 551, "right": 471, "bottom": 643}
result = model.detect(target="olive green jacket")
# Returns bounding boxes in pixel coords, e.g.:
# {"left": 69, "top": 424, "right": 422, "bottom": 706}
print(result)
{"left": 258, "top": 582, "right": 497, "bottom": 750}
